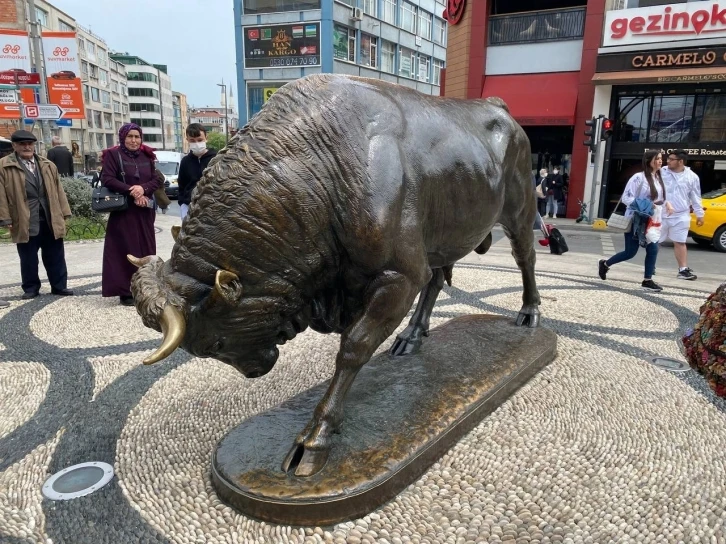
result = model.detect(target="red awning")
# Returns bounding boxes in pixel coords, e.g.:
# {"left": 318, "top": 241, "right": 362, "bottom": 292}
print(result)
{"left": 481, "top": 72, "right": 580, "bottom": 126}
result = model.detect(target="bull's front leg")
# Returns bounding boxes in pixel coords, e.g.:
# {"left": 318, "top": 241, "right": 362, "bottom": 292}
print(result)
{"left": 282, "top": 269, "right": 426, "bottom": 477}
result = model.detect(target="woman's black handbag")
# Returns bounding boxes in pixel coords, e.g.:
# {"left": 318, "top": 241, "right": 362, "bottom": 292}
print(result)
{"left": 91, "top": 152, "right": 128, "bottom": 213}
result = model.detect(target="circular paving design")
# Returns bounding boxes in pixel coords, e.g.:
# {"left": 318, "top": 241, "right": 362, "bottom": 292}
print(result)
{"left": 0, "top": 267, "right": 725, "bottom": 543}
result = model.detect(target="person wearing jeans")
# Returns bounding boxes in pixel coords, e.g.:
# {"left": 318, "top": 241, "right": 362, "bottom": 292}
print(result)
{"left": 598, "top": 150, "right": 672, "bottom": 292}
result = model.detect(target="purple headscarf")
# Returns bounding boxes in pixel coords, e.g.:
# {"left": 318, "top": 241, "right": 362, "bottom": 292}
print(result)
{"left": 117, "top": 122, "right": 156, "bottom": 160}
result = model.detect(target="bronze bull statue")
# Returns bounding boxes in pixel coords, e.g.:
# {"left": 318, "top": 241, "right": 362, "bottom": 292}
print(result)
{"left": 128, "top": 74, "right": 541, "bottom": 477}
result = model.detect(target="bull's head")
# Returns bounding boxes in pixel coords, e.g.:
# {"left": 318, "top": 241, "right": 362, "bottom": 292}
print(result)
{"left": 127, "top": 255, "right": 280, "bottom": 378}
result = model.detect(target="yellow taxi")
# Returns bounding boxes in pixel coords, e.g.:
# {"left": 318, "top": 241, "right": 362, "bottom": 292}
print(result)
{"left": 690, "top": 188, "right": 726, "bottom": 252}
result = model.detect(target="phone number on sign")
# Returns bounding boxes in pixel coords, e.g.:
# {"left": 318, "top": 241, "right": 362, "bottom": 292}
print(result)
{"left": 268, "top": 56, "right": 319, "bottom": 67}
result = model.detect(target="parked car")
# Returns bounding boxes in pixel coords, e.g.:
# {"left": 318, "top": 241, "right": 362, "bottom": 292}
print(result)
{"left": 155, "top": 151, "right": 184, "bottom": 199}
{"left": 0, "top": 136, "right": 12, "bottom": 159}
{"left": 690, "top": 188, "right": 726, "bottom": 253}
{"left": 50, "top": 70, "right": 76, "bottom": 80}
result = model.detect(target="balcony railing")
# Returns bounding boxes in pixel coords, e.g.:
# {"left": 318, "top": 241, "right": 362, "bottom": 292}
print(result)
{"left": 489, "top": 7, "right": 586, "bottom": 46}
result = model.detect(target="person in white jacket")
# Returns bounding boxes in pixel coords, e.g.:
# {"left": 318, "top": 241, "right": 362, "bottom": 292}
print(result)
{"left": 660, "top": 150, "right": 704, "bottom": 281}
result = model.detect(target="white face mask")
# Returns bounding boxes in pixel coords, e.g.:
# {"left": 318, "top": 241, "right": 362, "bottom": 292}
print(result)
{"left": 553, "top": 169, "right": 559, "bottom": 175}
{"left": 189, "top": 141, "right": 207, "bottom": 155}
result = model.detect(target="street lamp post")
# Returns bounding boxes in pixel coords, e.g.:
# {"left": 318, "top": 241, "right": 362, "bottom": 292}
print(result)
{"left": 217, "top": 82, "right": 229, "bottom": 144}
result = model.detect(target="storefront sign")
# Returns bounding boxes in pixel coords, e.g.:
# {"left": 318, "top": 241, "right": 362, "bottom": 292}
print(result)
{"left": 442, "top": 0, "right": 465, "bottom": 25}
{"left": 597, "top": 46, "right": 726, "bottom": 72}
{"left": 243, "top": 23, "right": 320, "bottom": 69}
{"left": 42, "top": 32, "right": 85, "bottom": 119}
{"left": 0, "top": 30, "right": 31, "bottom": 72}
{"left": 604, "top": 1, "right": 726, "bottom": 48}
{"left": 614, "top": 142, "right": 726, "bottom": 160}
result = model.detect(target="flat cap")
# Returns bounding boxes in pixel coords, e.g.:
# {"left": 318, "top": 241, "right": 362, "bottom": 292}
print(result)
{"left": 11, "top": 130, "right": 37, "bottom": 143}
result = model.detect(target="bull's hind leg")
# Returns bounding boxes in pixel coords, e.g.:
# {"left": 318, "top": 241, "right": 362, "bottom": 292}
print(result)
{"left": 501, "top": 219, "right": 541, "bottom": 328}
{"left": 390, "top": 266, "right": 449, "bottom": 356}
{"left": 282, "top": 267, "right": 428, "bottom": 477}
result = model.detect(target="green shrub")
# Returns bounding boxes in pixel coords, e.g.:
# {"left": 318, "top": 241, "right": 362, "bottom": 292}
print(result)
{"left": 61, "top": 176, "right": 105, "bottom": 223}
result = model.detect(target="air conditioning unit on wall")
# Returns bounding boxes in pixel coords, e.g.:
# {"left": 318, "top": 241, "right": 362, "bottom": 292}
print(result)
{"left": 351, "top": 7, "right": 363, "bottom": 21}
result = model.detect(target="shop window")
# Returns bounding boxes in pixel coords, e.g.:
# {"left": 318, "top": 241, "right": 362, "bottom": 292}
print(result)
{"left": 400, "top": 1, "right": 416, "bottom": 33}
{"left": 381, "top": 40, "right": 396, "bottom": 73}
{"left": 433, "top": 18, "right": 446, "bottom": 45}
{"left": 616, "top": 96, "right": 650, "bottom": 143}
{"left": 417, "top": 55, "right": 430, "bottom": 82}
{"left": 333, "top": 25, "right": 355, "bottom": 63}
{"left": 417, "top": 10, "right": 432, "bottom": 40}
{"left": 360, "top": 34, "right": 377, "bottom": 68}
{"left": 382, "top": 0, "right": 396, "bottom": 24}
{"left": 399, "top": 47, "right": 416, "bottom": 78}
{"left": 649, "top": 95, "right": 694, "bottom": 143}
{"left": 691, "top": 95, "right": 726, "bottom": 143}
{"left": 363, "top": 0, "right": 376, "bottom": 17}
{"left": 381, "top": 0, "right": 396, "bottom": 25}
{"left": 244, "top": 0, "right": 321, "bottom": 14}
{"left": 432, "top": 59, "right": 444, "bottom": 86}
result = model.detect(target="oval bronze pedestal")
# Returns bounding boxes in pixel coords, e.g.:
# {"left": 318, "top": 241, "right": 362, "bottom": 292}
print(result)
{"left": 212, "top": 315, "right": 557, "bottom": 526}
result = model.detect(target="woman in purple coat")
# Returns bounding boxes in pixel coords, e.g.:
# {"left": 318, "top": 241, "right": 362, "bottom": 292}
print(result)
{"left": 101, "top": 123, "right": 163, "bottom": 305}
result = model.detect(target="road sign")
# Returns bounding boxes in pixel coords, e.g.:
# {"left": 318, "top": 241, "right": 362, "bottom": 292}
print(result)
{"left": 23, "top": 104, "right": 63, "bottom": 120}
{"left": 0, "top": 88, "right": 17, "bottom": 104}
{"left": 55, "top": 119, "right": 72, "bottom": 127}
{"left": 0, "top": 71, "right": 41, "bottom": 86}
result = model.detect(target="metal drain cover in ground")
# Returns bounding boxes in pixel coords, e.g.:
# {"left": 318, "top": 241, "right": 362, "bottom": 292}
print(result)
{"left": 648, "top": 357, "right": 690, "bottom": 373}
{"left": 42, "top": 462, "right": 114, "bottom": 500}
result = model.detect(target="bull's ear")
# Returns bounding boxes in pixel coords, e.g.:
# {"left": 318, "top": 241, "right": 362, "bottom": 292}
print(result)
{"left": 214, "top": 270, "right": 243, "bottom": 304}
{"left": 171, "top": 226, "right": 181, "bottom": 242}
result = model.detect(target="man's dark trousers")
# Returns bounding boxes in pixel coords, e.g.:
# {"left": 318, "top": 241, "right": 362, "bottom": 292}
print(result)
{"left": 16, "top": 219, "right": 68, "bottom": 295}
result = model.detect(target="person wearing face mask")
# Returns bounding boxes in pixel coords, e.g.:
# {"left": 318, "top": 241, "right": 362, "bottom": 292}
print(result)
{"left": 177, "top": 124, "right": 217, "bottom": 221}
{"left": 542, "top": 167, "right": 564, "bottom": 219}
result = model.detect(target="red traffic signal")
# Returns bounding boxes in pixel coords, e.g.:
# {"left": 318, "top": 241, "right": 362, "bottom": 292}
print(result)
{"left": 601, "top": 118, "right": 614, "bottom": 140}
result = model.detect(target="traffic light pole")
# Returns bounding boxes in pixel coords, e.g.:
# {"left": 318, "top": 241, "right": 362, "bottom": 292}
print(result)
{"left": 583, "top": 116, "right": 604, "bottom": 224}
{"left": 588, "top": 144, "right": 602, "bottom": 225}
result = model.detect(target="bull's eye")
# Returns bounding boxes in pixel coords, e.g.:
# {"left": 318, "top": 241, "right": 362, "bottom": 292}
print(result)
{"left": 211, "top": 340, "right": 223, "bottom": 352}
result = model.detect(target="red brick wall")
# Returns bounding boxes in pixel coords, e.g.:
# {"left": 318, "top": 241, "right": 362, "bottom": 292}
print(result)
{"left": 444, "top": 0, "right": 489, "bottom": 99}
{"left": 567, "top": 0, "right": 606, "bottom": 218}
{"left": 0, "top": 0, "right": 20, "bottom": 25}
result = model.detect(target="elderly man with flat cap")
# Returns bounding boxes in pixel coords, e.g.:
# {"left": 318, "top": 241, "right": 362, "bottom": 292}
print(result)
{"left": 0, "top": 130, "right": 73, "bottom": 299}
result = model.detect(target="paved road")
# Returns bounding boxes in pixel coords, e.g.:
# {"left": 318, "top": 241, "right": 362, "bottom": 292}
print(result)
{"left": 488, "top": 224, "right": 725, "bottom": 281}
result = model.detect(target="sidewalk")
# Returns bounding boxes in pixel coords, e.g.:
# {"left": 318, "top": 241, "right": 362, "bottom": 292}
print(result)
{"left": 0, "top": 220, "right": 725, "bottom": 543}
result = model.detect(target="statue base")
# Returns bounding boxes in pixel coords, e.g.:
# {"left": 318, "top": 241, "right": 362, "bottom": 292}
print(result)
{"left": 212, "top": 315, "right": 557, "bottom": 526}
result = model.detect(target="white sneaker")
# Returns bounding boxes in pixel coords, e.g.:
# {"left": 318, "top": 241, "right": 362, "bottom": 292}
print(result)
{"left": 553, "top": 215, "right": 557, "bottom": 219}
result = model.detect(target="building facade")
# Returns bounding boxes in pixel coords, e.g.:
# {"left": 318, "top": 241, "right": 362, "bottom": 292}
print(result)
{"left": 172, "top": 91, "right": 189, "bottom": 153}
{"left": 590, "top": 0, "right": 726, "bottom": 218}
{"left": 76, "top": 24, "right": 130, "bottom": 169}
{"left": 0, "top": 0, "right": 131, "bottom": 166}
{"left": 110, "top": 54, "right": 176, "bottom": 151}
{"left": 442, "top": 0, "right": 604, "bottom": 218}
{"left": 234, "top": 0, "right": 448, "bottom": 125}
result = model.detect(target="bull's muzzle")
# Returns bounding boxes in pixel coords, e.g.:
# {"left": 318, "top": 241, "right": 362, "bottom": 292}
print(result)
{"left": 144, "top": 304, "right": 186, "bottom": 365}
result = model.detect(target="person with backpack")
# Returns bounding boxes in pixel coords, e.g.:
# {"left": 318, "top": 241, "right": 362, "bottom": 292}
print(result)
{"left": 598, "top": 150, "right": 671, "bottom": 292}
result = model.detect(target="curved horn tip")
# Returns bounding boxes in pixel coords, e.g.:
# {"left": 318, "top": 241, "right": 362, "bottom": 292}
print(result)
{"left": 142, "top": 304, "right": 186, "bottom": 365}
{"left": 171, "top": 226, "right": 181, "bottom": 242}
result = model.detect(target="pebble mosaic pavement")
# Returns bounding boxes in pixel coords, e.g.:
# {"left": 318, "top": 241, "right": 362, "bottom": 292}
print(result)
{"left": 1, "top": 263, "right": 725, "bottom": 544}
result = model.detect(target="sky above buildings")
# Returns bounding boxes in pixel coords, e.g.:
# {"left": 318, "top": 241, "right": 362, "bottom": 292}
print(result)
{"left": 52, "top": 0, "right": 238, "bottom": 109}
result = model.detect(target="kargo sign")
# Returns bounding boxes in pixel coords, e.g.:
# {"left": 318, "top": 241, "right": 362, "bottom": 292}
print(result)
{"left": 604, "top": 1, "right": 726, "bottom": 47}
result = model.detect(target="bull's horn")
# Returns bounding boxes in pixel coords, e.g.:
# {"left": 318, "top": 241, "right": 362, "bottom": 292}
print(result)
{"left": 171, "top": 226, "right": 181, "bottom": 242}
{"left": 127, "top": 255, "right": 153, "bottom": 269}
{"left": 143, "top": 304, "right": 186, "bottom": 365}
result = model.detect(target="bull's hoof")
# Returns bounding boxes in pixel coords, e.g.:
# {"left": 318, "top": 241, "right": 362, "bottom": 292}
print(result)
{"left": 516, "top": 305, "right": 540, "bottom": 328}
{"left": 389, "top": 336, "right": 422, "bottom": 356}
{"left": 281, "top": 443, "right": 329, "bottom": 477}
{"left": 389, "top": 326, "right": 426, "bottom": 356}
